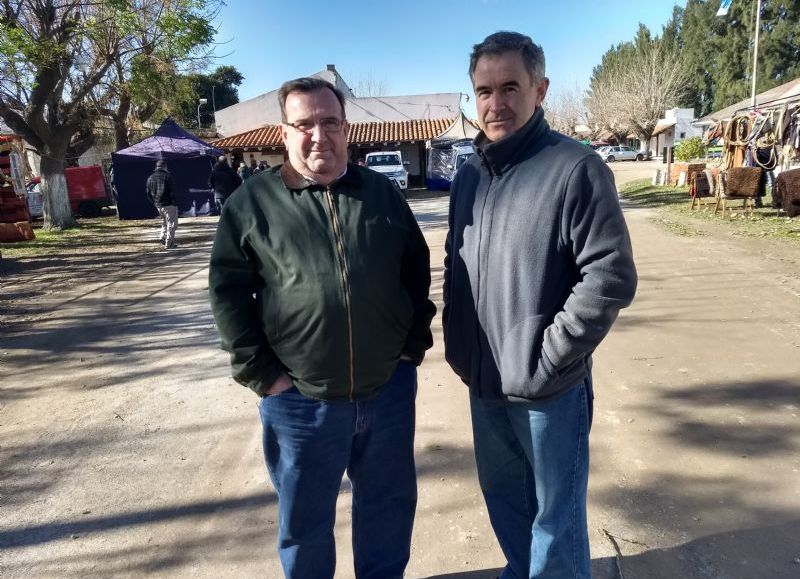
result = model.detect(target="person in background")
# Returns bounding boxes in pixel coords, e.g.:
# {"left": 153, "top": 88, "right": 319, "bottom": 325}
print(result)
{"left": 209, "top": 155, "right": 241, "bottom": 214}
{"left": 208, "top": 77, "right": 435, "bottom": 579}
{"left": 444, "top": 31, "right": 637, "bottom": 578}
{"left": 238, "top": 161, "right": 252, "bottom": 181}
{"left": 145, "top": 159, "right": 178, "bottom": 249}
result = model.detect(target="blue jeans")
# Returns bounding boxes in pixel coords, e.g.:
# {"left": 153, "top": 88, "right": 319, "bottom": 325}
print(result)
{"left": 259, "top": 361, "right": 418, "bottom": 579}
{"left": 470, "top": 377, "right": 593, "bottom": 579}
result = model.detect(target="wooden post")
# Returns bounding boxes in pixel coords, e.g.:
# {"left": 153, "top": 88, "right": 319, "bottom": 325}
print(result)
{"left": 665, "top": 138, "right": 673, "bottom": 186}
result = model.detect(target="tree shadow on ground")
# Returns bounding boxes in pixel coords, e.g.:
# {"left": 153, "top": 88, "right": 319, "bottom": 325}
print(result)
{"left": 424, "top": 569, "right": 502, "bottom": 579}
{"left": 612, "top": 520, "right": 800, "bottom": 579}
{"left": 590, "top": 376, "right": 800, "bottom": 578}
{"left": 409, "top": 197, "right": 449, "bottom": 231}
{"left": 0, "top": 491, "right": 276, "bottom": 549}
{"left": 1, "top": 495, "right": 278, "bottom": 577}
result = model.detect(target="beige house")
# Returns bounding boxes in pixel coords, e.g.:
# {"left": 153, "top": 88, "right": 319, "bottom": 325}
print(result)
{"left": 212, "top": 65, "right": 469, "bottom": 186}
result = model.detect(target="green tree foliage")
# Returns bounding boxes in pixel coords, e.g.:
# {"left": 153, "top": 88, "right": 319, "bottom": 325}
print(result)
{"left": 589, "top": 0, "right": 800, "bottom": 141}
{"left": 0, "top": 0, "right": 219, "bottom": 230}
{"left": 669, "top": 0, "right": 800, "bottom": 116}
{"left": 673, "top": 136, "right": 706, "bottom": 161}
{"left": 587, "top": 24, "right": 690, "bottom": 145}
{"left": 163, "top": 65, "right": 244, "bottom": 128}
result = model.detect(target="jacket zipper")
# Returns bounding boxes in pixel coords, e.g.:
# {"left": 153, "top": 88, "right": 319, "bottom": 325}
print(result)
{"left": 325, "top": 186, "right": 356, "bottom": 400}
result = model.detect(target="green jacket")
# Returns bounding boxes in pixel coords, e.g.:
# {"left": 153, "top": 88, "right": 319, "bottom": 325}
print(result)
{"left": 209, "top": 162, "right": 435, "bottom": 401}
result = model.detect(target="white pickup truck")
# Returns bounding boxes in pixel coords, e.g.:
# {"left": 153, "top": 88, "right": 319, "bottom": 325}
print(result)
{"left": 365, "top": 151, "right": 409, "bottom": 192}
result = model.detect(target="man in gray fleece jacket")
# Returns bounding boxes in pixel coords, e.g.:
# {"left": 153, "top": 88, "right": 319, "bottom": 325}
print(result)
{"left": 443, "top": 32, "right": 637, "bottom": 578}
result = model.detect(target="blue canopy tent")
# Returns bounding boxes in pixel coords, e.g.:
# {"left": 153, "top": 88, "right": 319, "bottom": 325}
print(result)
{"left": 111, "top": 118, "right": 222, "bottom": 220}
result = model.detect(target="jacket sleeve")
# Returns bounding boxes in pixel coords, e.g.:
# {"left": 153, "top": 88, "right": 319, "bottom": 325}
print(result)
{"left": 208, "top": 205, "right": 285, "bottom": 396}
{"left": 541, "top": 155, "right": 637, "bottom": 373}
{"left": 145, "top": 178, "right": 155, "bottom": 205}
{"left": 399, "top": 198, "right": 436, "bottom": 364}
{"left": 442, "top": 174, "right": 460, "bottom": 339}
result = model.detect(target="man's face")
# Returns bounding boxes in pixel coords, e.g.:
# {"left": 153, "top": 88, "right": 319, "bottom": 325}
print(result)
{"left": 472, "top": 51, "right": 549, "bottom": 142}
{"left": 280, "top": 88, "right": 349, "bottom": 184}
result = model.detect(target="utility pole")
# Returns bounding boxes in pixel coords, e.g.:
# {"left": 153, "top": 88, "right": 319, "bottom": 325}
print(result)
{"left": 751, "top": 0, "right": 762, "bottom": 108}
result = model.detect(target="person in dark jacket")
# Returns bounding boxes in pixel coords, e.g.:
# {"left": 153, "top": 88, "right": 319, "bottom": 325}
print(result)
{"left": 208, "top": 155, "right": 240, "bottom": 214}
{"left": 444, "top": 32, "right": 637, "bottom": 578}
{"left": 208, "top": 77, "right": 435, "bottom": 579}
{"left": 145, "top": 159, "right": 178, "bottom": 249}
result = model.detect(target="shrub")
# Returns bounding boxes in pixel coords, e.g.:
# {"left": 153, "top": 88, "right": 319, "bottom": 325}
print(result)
{"left": 674, "top": 137, "right": 706, "bottom": 162}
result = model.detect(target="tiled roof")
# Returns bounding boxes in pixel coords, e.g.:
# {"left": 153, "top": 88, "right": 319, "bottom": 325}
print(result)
{"left": 348, "top": 118, "right": 453, "bottom": 143}
{"left": 652, "top": 120, "right": 676, "bottom": 137}
{"left": 212, "top": 118, "right": 462, "bottom": 149}
{"left": 212, "top": 125, "right": 282, "bottom": 149}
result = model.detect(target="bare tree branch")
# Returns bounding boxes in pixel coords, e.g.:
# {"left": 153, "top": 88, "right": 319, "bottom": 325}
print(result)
{"left": 588, "top": 35, "right": 690, "bottom": 145}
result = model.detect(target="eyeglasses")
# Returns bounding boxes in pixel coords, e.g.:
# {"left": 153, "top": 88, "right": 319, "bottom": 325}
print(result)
{"left": 284, "top": 119, "right": 345, "bottom": 135}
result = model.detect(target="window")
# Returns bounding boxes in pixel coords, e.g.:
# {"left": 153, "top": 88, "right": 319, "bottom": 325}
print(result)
{"left": 366, "top": 155, "right": 400, "bottom": 167}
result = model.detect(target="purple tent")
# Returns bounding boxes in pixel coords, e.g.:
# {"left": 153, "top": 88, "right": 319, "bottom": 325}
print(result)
{"left": 111, "top": 118, "right": 223, "bottom": 220}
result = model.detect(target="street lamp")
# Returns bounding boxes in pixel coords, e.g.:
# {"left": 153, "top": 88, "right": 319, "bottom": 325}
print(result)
{"left": 197, "top": 98, "right": 208, "bottom": 128}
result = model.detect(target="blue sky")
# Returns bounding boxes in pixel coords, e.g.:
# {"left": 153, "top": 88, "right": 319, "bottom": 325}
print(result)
{"left": 214, "top": 0, "right": 687, "bottom": 117}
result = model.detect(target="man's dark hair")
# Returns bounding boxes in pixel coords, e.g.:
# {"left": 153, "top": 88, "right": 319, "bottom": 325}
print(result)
{"left": 469, "top": 31, "right": 546, "bottom": 84}
{"left": 278, "top": 77, "right": 346, "bottom": 122}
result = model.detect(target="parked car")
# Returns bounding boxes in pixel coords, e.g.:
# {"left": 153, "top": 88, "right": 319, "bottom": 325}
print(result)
{"left": 365, "top": 151, "right": 409, "bottom": 191}
{"left": 597, "top": 146, "right": 649, "bottom": 162}
{"left": 589, "top": 140, "right": 611, "bottom": 150}
{"left": 26, "top": 165, "right": 112, "bottom": 218}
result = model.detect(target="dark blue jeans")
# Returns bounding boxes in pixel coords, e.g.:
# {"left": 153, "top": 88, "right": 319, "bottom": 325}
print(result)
{"left": 259, "top": 361, "right": 418, "bottom": 579}
{"left": 470, "top": 377, "right": 593, "bottom": 579}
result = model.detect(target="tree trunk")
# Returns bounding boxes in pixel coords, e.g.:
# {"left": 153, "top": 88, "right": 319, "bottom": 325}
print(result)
{"left": 67, "top": 130, "right": 97, "bottom": 164}
{"left": 113, "top": 95, "right": 132, "bottom": 151}
{"left": 639, "top": 131, "right": 654, "bottom": 155}
{"left": 40, "top": 151, "right": 76, "bottom": 231}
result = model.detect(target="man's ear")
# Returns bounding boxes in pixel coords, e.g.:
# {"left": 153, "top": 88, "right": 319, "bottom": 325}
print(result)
{"left": 280, "top": 124, "right": 290, "bottom": 146}
{"left": 536, "top": 77, "right": 550, "bottom": 108}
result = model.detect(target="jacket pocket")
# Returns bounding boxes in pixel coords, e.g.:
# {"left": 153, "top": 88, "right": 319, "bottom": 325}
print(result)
{"left": 499, "top": 315, "right": 559, "bottom": 399}
{"left": 443, "top": 300, "right": 474, "bottom": 384}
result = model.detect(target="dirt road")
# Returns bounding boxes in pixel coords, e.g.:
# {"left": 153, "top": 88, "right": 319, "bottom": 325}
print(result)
{"left": 2, "top": 163, "right": 799, "bottom": 578}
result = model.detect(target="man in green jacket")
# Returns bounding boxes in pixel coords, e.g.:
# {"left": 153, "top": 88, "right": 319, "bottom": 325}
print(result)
{"left": 208, "top": 77, "right": 435, "bottom": 579}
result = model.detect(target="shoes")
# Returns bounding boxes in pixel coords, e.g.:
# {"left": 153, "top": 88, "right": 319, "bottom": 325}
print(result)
{"left": 165, "top": 243, "right": 177, "bottom": 250}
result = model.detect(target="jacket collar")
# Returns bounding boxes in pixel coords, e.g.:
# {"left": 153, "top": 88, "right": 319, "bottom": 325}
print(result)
{"left": 474, "top": 107, "right": 549, "bottom": 176}
{"left": 280, "top": 161, "right": 361, "bottom": 191}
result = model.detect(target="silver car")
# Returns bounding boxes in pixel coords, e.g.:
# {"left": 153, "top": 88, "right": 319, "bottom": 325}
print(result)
{"left": 598, "top": 146, "right": 647, "bottom": 162}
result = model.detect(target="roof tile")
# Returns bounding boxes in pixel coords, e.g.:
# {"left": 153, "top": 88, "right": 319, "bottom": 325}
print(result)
{"left": 212, "top": 118, "right": 460, "bottom": 149}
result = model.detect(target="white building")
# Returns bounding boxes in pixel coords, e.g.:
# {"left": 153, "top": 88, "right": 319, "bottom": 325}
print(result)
{"left": 213, "top": 64, "right": 462, "bottom": 138}
{"left": 211, "top": 65, "right": 468, "bottom": 186}
{"left": 649, "top": 108, "right": 704, "bottom": 158}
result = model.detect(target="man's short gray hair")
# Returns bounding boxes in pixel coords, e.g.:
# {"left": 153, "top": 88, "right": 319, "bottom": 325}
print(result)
{"left": 277, "top": 77, "right": 346, "bottom": 122}
{"left": 469, "top": 31, "right": 546, "bottom": 84}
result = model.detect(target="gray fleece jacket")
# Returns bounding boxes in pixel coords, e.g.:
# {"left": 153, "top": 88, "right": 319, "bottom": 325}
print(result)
{"left": 443, "top": 108, "right": 637, "bottom": 401}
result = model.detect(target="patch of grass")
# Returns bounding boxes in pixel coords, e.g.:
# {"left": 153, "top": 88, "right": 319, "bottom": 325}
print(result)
{"left": 618, "top": 179, "right": 687, "bottom": 207}
{"left": 650, "top": 215, "right": 706, "bottom": 237}
{"left": 0, "top": 215, "right": 153, "bottom": 258}
{"left": 618, "top": 179, "right": 800, "bottom": 245}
